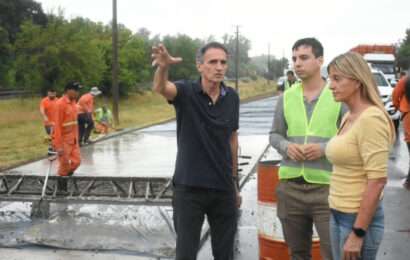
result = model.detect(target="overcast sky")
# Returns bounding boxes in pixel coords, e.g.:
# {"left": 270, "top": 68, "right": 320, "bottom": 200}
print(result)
{"left": 37, "top": 0, "right": 410, "bottom": 64}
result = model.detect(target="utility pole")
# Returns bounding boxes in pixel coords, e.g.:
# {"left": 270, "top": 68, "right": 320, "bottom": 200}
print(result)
{"left": 235, "top": 25, "right": 239, "bottom": 93}
{"left": 282, "top": 48, "right": 286, "bottom": 75}
{"left": 112, "top": 0, "right": 120, "bottom": 125}
{"left": 267, "top": 43, "right": 271, "bottom": 84}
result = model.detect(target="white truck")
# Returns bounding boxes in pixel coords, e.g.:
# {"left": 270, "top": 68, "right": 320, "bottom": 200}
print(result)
{"left": 365, "top": 53, "right": 397, "bottom": 85}
{"left": 351, "top": 45, "right": 397, "bottom": 86}
{"left": 372, "top": 69, "right": 400, "bottom": 132}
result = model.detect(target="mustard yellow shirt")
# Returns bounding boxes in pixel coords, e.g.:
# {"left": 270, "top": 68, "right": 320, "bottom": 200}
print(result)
{"left": 325, "top": 106, "right": 391, "bottom": 213}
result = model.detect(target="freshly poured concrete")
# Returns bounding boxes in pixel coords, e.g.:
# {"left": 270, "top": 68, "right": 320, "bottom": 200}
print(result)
{"left": 2, "top": 95, "right": 409, "bottom": 260}
{"left": 7, "top": 97, "right": 277, "bottom": 178}
{"left": 0, "top": 96, "right": 277, "bottom": 259}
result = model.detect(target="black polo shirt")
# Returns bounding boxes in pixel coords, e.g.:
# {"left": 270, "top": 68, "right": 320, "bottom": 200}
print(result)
{"left": 170, "top": 78, "right": 240, "bottom": 191}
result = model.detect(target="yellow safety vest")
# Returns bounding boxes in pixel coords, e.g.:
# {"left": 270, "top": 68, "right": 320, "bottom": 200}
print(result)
{"left": 279, "top": 82, "right": 341, "bottom": 184}
{"left": 284, "top": 80, "right": 294, "bottom": 90}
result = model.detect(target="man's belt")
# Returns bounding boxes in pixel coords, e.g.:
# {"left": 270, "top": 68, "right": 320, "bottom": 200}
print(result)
{"left": 286, "top": 176, "right": 309, "bottom": 184}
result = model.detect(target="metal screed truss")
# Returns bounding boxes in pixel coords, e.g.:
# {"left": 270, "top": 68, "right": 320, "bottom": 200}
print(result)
{"left": 0, "top": 175, "right": 173, "bottom": 206}
{"left": 0, "top": 155, "right": 252, "bottom": 221}
{"left": 0, "top": 155, "right": 252, "bottom": 208}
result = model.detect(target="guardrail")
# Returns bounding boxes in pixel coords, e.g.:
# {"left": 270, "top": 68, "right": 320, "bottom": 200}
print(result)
{"left": 0, "top": 89, "right": 34, "bottom": 100}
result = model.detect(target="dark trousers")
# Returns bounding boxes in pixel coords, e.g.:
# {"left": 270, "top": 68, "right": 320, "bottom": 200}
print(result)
{"left": 44, "top": 126, "right": 54, "bottom": 154}
{"left": 172, "top": 185, "right": 238, "bottom": 260}
{"left": 78, "top": 113, "right": 94, "bottom": 144}
{"left": 44, "top": 125, "right": 52, "bottom": 135}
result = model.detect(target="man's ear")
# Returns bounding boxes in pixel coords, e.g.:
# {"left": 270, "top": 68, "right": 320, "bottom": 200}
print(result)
{"left": 196, "top": 62, "right": 202, "bottom": 73}
{"left": 317, "top": 56, "right": 324, "bottom": 66}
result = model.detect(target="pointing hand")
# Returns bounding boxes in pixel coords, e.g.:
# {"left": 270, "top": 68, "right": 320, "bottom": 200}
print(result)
{"left": 151, "top": 44, "right": 183, "bottom": 68}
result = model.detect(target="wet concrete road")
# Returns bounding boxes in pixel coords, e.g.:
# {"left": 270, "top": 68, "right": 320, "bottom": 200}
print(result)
{"left": 0, "top": 96, "right": 276, "bottom": 259}
{"left": 378, "top": 130, "right": 410, "bottom": 259}
{"left": 7, "top": 96, "right": 275, "bottom": 178}
{"left": 2, "top": 95, "right": 410, "bottom": 259}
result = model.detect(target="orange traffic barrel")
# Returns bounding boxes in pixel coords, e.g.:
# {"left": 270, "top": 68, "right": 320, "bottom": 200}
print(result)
{"left": 257, "top": 160, "right": 322, "bottom": 260}
{"left": 259, "top": 237, "right": 322, "bottom": 260}
{"left": 257, "top": 160, "right": 281, "bottom": 203}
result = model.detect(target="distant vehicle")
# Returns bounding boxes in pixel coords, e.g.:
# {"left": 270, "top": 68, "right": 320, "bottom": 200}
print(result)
{"left": 276, "top": 76, "right": 286, "bottom": 86}
{"left": 321, "top": 66, "right": 328, "bottom": 79}
{"left": 351, "top": 44, "right": 397, "bottom": 86}
{"left": 372, "top": 69, "right": 400, "bottom": 132}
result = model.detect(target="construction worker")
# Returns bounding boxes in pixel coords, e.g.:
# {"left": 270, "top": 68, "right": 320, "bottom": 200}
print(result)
{"left": 39, "top": 88, "right": 58, "bottom": 155}
{"left": 94, "top": 105, "right": 113, "bottom": 135}
{"left": 284, "top": 70, "right": 297, "bottom": 90}
{"left": 270, "top": 38, "right": 345, "bottom": 260}
{"left": 392, "top": 75, "right": 410, "bottom": 190}
{"left": 77, "top": 86, "right": 101, "bottom": 145}
{"left": 53, "top": 81, "right": 82, "bottom": 177}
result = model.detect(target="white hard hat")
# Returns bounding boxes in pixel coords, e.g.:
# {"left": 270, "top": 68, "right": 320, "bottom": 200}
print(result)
{"left": 90, "top": 86, "right": 102, "bottom": 96}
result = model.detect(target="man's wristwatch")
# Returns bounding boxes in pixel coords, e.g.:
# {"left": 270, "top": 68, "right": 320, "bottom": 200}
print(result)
{"left": 352, "top": 227, "right": 366, "bottom": 238}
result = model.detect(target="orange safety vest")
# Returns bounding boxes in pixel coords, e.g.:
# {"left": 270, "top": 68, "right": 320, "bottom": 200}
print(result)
{"left": 39, "top": 97, "right": 58, "bottom": 126}
{"left": 392, "top": 76, "right": 410, "bottom": 113}
{"left": 53, "top": 95, "right": 79, "bottom": 150}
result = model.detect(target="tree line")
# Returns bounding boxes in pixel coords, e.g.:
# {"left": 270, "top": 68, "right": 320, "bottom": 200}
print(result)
{"left": 397, "top": 28, "right": 410, "bottom": 71}
{"left": 0, "top": 0, "right": 292, "bottom": 96}
{"left": 3, "top": 0, "right": 408, "bottom": 97}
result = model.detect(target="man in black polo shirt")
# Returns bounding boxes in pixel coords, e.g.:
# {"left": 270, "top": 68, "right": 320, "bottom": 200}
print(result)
{"left": 152, "top": 42, "right": 241, "bottom": 260}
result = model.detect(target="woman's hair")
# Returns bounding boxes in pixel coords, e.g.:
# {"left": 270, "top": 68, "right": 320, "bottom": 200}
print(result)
{"left": 327, "top": 51, "right": 395, "bottom": 142}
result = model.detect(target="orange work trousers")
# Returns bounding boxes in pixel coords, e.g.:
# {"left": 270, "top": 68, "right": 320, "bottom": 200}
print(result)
{"left": 58, "top": 142, "right": 81, "bottom": 176}
{"left": 403, "top": 112, "right": 410, "bottom": 142}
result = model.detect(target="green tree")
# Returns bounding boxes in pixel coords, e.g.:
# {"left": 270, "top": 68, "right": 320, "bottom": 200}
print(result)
{"left": 269, "top": 57, "right": 289, "bottom": 79}
{"left": 0, "top": 0, "right": 47, "bottom": 87}
{"left": 397, "top": 28, "right": 410, "bottom": 70}
{"left": 0, "top": 26, "right": 13, "bottom": 86}
{"left": 98, "top": 25, "right": 152, "bottom": 96}
{"left": 119, "top": 35, "right": 152, "bottom": 92}
{"left": 0, "top": 0, "right": 47, "bottom": 43}
{"left": 222, "top": 33, "right": 251, "bottom": 78}
{"left": 162, "top": 34, "right": 203, "bottom": 80}
{"left": 14, "top": 15, "right": 106, "bottom": 94}
{"left": 251, "top": 55, "right": 289, "bottom": 80}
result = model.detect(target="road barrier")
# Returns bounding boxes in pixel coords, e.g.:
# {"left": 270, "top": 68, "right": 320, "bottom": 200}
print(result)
{"left": 257, "top": 160, "right": 322, "bottom": 260}
{"left": 0, "top": 89, "right": 32, "bottom": 99}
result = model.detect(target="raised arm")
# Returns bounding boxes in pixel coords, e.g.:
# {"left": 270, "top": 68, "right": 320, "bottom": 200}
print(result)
{"left": 152, "top": 44, "right": 183, "bottom": 101}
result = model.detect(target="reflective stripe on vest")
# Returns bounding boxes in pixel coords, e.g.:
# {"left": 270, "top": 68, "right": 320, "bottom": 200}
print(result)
{"left": 62, "top": 121, "right": 77, "bottom": 127}
{"left": 279, "top": 82, "right": 341, "bottom": 184}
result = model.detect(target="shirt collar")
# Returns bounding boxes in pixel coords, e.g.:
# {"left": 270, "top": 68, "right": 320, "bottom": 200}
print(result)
{"left": 302, "top": 83, "right": 327, "bottom": 103}
{"left": 195, "top": 78, "right": 227, "bottom": 97}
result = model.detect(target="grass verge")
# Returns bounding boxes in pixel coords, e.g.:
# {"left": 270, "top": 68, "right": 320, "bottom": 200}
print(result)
{"left": 0, "top": 79, "right": 276, "bottom": 170}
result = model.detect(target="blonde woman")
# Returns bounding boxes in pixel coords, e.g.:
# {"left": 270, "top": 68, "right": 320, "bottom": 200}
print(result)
{"left": 325, "top": 52, "right": 395, "bottom": 260}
